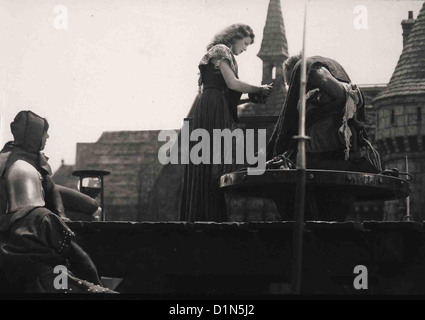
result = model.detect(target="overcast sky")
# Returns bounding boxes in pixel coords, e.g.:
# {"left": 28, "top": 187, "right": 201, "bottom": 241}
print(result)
{"left": 1, "top": 0, "right": 423, "bottom": 172}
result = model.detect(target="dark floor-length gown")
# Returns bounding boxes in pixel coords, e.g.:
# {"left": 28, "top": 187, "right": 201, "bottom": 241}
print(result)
{"left": 180, "top": 44, "right": 242, "bottom": 222}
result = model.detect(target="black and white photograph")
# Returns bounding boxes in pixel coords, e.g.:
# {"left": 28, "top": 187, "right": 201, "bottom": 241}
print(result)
{"left": 0, "top": 0, "right": 425, "bottom": 305}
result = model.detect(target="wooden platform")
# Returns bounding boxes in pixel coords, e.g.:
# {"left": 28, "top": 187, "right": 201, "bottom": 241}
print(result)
{"left": 63, "top": 220, "right": 425, "bottom": 295}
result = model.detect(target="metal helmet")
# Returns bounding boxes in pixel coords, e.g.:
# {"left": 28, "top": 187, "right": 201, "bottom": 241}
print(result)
{"left": 5, "top": 160, "right": 45, "bottom": 212}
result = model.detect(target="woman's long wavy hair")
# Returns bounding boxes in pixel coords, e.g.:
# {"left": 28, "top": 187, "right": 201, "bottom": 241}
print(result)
{"left": 206, "top": 24, "right": 255, "bottom": 51}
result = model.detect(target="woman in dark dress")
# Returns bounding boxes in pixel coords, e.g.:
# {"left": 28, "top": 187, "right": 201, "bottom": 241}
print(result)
{"left": 180, "top": 24, "right": 272, "bottom": 222}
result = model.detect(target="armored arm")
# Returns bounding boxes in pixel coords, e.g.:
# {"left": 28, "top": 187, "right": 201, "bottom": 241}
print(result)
{"left": 43, "top": 175, "right": 66, "bottom": 219}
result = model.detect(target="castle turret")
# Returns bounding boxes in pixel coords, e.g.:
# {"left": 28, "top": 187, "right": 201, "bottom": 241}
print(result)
{"left": 257, "top": 0, "right": 289, "bottom": 115}
{"left": 373, "top": 4, "right": 425, "bottom": 221}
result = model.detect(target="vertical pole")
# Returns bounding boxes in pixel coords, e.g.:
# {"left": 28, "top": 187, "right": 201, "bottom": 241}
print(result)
{"left": 101, "top": 176, "right": 105, "bottom": 221}
{"left": 291, "top": 4, "right": 308, "bottom": 295}
{"left": 405, "top": 155, "right": 411, "bottom": 222}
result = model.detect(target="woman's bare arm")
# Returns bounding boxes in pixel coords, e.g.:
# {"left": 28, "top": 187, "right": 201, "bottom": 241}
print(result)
{"left": 219, "top": 61, "right": 272, "bottom": 94}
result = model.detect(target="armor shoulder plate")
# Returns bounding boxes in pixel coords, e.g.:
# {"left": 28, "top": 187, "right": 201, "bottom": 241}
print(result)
{"left": 5, "top": 160, "right": 45, "bottom": 212}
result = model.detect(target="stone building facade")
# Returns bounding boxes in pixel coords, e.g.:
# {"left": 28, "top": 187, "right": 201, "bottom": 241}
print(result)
{"left": 373, "top": 6, "right": 425, "bottom": 221}
{"left": 54, "top": 131, "right": 169, "bottom": 221}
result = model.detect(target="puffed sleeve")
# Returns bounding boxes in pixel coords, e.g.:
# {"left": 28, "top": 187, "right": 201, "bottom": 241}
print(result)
{"left": 38, "top": 213, "right": 76, "bottom": 255}
{"left": 199, "top": 44, "right": 237, "bottom": 74}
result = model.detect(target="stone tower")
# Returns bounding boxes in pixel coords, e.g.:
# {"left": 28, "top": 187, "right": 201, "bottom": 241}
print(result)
{"left": 257, "top": 0, "right": 288, "bottom": 115}
{"left": 240, "top": 0, "right": 289, "bottom": 116}
{"left": 373, "top": 4, "right": 425, "bottom": 221}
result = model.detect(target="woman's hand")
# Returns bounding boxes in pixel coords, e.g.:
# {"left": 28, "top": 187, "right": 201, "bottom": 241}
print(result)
{"left": 258, "top": 84, "right": 273, "bottom": 97}
{"left": 219, "top": 61, "right": 272, "bottom": 94}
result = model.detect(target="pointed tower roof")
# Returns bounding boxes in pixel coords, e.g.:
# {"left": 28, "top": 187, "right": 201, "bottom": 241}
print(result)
{"left": 257, "top": 0, "right": 289, "bottom": 62}
{"left": 376, "top": 3, "right": 425, "bottom": 101}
